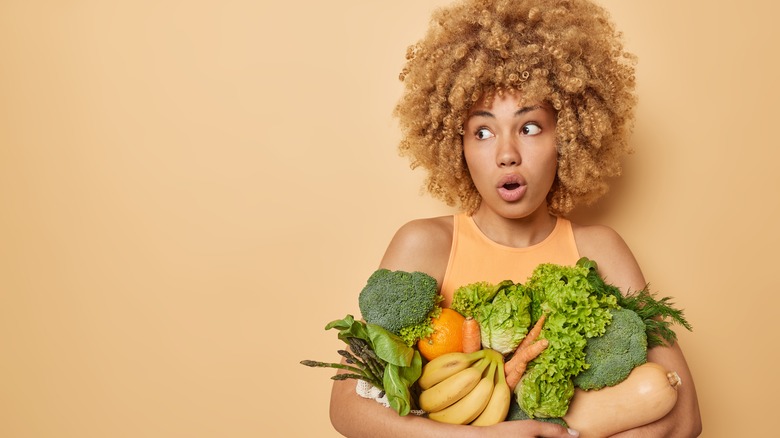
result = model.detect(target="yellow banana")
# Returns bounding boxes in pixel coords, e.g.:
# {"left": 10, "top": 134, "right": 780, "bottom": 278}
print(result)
{"left": 418, "top": 350, "right": 487, "bottom": 390}
{"left": 419, "top": 357, "right": 489, "bottom": 413}
{"left": 428, "top": 360, "right": 496, "bottom": 424}
{"left": 470, "top": 358, "right": 511, "bottom": 426}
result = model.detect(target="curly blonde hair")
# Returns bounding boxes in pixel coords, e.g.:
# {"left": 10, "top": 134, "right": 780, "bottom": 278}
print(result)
{"left": 394, "top": 0, "right": 637, "bottom": 215}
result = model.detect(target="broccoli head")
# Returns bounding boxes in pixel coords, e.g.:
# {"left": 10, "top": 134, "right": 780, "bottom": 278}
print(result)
{"left": 573, "top": 307, "right": 648, "bottom": 390}
{"left": 358, "top": 269, "right": 441, "bottom": 345}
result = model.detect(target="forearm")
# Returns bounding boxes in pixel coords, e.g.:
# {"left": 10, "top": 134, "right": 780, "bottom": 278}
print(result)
{"left": 610, "top": 343, "right": 702, "bottom": 438}
{"left": 329, "top": 378, "right": 478, "bottom": 438}
{"left": 330, "top": 378, "right": 578, "bottom": 438}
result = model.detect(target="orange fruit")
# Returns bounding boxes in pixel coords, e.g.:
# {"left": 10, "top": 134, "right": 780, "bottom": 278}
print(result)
{"left": 417, "top": 308, "right": 466, "bottom": 361}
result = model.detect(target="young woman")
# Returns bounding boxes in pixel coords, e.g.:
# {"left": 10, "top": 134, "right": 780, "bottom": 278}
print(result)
{"left": 329, "top": 1, "right": 702, "bottom": 436}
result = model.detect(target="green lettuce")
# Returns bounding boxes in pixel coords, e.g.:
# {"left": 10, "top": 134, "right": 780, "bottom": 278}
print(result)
{"left": 452, "top": 280, "right": 532, "bottom": 355}
{"left": 451, "top": 280, "right": 512, "bottom": 317}
{"left": 516, "top": 365, "right": 575, "bottom": 419}
{"left": 517, "top": 262, "right": 618, "bottom": 418}
{"left": 473, "top": 284, "right": 532, "bottom": 354}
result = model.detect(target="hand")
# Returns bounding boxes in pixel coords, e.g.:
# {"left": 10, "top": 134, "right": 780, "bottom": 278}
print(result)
{"left": 484, "top": 419, "right": 579, "bottom": 437}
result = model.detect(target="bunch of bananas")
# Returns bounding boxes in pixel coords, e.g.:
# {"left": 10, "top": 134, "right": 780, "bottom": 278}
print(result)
{"left": 417, "top": 349, "right": 511, "bottom": 426}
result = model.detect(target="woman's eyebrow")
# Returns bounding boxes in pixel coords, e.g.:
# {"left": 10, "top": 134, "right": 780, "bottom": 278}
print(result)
{"left": 467, "top": 105, "right": 542, "bottom": 119}
{"left": 516, "top": 105, "right": 542, "bottom": 115}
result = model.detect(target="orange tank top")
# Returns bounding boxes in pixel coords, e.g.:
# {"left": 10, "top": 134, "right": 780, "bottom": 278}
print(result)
{"left": 440, "top": 213, "right": 581, "bottom": 307}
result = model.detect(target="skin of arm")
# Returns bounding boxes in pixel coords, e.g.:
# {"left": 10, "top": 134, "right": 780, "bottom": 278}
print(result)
{"left": 328, "top": 217, "right": 578, "bottom": 438}
{"left": 573, "top": 224, "right": 703, "bottom": 438}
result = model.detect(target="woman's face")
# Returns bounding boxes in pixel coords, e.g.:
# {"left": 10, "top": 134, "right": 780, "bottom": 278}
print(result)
{"left": 462, "top": 92, "right": 558, "bottom": 220}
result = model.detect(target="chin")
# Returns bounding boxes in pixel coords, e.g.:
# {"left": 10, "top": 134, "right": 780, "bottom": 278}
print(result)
{"left": 503, "top": 202, "right": 549, "bottom": 220}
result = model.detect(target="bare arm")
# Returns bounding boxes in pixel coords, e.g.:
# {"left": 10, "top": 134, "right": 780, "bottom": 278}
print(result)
{"left": 330, "top": 377, "right": 577, "bottom": 438}
{"left": 574, "top": 224, "right": 702, "bottom": 438}
{"left": 329, "top": 217, "right": 578, "bottom": 438}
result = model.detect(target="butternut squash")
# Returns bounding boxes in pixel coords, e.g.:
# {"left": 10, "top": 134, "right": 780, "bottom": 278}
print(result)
{"left": 563, "top": 362, "right": 681, "bottom": 437}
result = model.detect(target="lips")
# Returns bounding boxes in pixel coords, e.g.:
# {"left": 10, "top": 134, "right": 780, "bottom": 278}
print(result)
{"left": 496, "top": 174, "right": 527, "bottom": 202}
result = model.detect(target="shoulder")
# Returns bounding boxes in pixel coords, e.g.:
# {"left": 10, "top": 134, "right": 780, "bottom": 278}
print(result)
{"left": 571, "top": 221, "right": 646, "bottom": 293}
{"left": 571, "top": 222, "right": 627, "bottom": 254}
{"left": 378, "top": 215, "right": 454, "bottom": 286}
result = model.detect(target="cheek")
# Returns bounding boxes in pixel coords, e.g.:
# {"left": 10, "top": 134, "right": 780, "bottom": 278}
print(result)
{"left": 534, "top": 149, "right": 559, "bottom": 183}
{"left": 463, "top": 146, "right": 484, "bottom": 176}
{"left": 546, "top": 151, "right": 559, "bottom": 174}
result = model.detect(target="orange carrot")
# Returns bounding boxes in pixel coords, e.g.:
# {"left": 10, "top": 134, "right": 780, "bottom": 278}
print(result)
{"left": 504, "top": 314, "right": 549, "bottom": 390}
{"left": 516, "top": 313, "right": 546, "bottom": 351}
{"left": 505, "top": 338, "right": 549, "bottom": 390}
{"left": 462, "top": 317, "right": 482, "bottom": 353}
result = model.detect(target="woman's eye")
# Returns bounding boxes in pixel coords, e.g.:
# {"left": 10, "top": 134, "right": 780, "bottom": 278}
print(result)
{"left": 522, "top": 123, "right": 542, "bottom": 135}
{"left": 475, "top": 128, "right": 494, "bottom": 140}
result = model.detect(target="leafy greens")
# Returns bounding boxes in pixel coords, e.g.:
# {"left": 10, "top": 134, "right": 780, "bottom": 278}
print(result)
{"left": 517, "top": 261, "right": 618, "bottom": 418}
{"left": 301, "top": 315, "right": 422, "bottom": 416}
{"left": 451, "top": 280, "right": 533, "bottom": 354}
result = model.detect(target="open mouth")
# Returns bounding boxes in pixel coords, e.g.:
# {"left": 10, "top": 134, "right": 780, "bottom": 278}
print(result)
{"left": 497, "top": 175, "right": 526, "bottom": 202}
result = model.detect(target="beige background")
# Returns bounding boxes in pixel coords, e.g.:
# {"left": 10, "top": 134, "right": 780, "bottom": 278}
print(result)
{"left": 1, "top": 1, "right": 778, "bottom": 437}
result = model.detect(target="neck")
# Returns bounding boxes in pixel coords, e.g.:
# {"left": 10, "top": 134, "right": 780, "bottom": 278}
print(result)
{"left": 470, "top": 207, "right": 557, "bottom": 248}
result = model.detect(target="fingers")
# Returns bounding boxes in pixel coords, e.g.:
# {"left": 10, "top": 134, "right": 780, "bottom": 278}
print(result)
{"left": 496, "top": 419, "right": 579, "bottom": 437}
{"left": 535, "top": 422, "right": 579, "bottom": 438}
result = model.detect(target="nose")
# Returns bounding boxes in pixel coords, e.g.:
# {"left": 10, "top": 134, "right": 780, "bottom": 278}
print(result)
{"left": 496, "top": 136, "right": 521, "bottom": 167}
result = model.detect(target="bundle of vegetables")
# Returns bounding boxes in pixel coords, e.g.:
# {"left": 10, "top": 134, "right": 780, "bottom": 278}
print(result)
{"left": 302, "top": 258, "right": 691, "bottom": 430}
{"left": 300, "top": 315, "right": 423, "bottom": 416}
{"left": 452, "top": 257, "right": 691, "bottom": 421}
